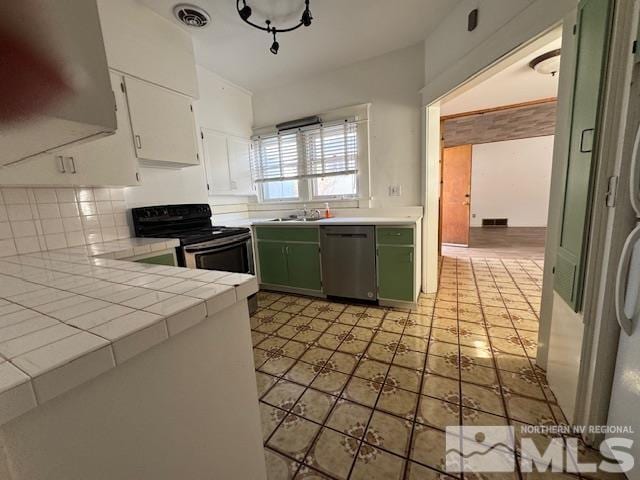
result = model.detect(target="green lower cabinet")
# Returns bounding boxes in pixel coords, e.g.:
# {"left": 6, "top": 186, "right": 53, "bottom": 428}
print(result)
{"left": 134, "top": 252, "right": 176, "bottom": 266}
{"left": 286, "top": 243, "right": 322, "bottom": 291}
{"left": 377, "top": 245, "right": 414, "bottom": 302}
{"left": 257, "top": 240, "right": 322, "bottom": 291}
{"left": 257, "top": 242, "right": 289, "bottom": 286}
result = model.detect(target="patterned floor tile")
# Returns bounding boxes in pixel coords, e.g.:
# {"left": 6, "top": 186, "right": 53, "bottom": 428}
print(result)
{"left": 365, "top": 410, "right": 412, "bottom": 457}
{"left": 416, "top": 394, "right": 460, "bottom": 430}
{"left": 251, "top": 255, "right": 576, "bottom": 478}
{"left": 260, "top": 402, "right": 284, "bottom": 441}
{"left": 295, "top": 388, "right": 337, "bottom": 424}
{"left": 349, "top": 446, "right": 405, "bottom": 480}
{"left": 268, "top": 414, "right": 321, "bottom": 462}
{"left": 263, "top": 380, "right": 306, "bottom": 411}
{"left": 265, "top": 447, "right": 300, "bottom": 480}
{"left": 325, "top": 399, "right": 373, "bottom": 439}
{"left": 305, "top": 428, "right": 359, "bottom": 479}
{"left": 342, "top": 376, "right": 382, "bottom": 408}
{"left": 256, "top": 371, "right": 279, "bottom": 397}
{"left": 409, "top": 424, "right": 448, "bottom": 472}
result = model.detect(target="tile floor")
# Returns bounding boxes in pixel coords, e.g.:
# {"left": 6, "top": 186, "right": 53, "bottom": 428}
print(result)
{"left": 250, "top": 256, "right": 603, "bottom": 479}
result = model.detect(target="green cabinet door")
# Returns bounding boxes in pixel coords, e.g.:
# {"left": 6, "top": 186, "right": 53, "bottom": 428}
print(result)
{"left": 134, "top": 252, "right": 176, "bottom": 266}
{"left": 258, "top": 242, "right": 289, "bottom": 286}
{"left": 378, "top": 246, "right": 414, "bottom": 302}
{"left": 554, "top": 0, "right": 612, "bottom": 310}
{"left": 286, "top": 243, "right": 322, "bottom": 291}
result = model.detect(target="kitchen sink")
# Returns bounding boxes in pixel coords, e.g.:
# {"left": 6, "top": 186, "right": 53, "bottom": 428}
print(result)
{"left": 269, "top": 216, "right": 321, "bottom": 222}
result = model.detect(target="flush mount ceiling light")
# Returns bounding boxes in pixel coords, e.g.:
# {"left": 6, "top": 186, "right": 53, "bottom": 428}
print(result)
{"left": 236, "top": 0, "right": 313, "bottom": 55}
{"left": 529, "top": 49, "right": 562, "bottom": 76}
{"left": 173, "top": 4, "right": 210, "bottom": 28}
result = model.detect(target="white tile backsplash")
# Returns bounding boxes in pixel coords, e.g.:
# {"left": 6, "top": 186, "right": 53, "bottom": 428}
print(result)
{"left": 0, "top": 188, "right": 131, "bottom": 257}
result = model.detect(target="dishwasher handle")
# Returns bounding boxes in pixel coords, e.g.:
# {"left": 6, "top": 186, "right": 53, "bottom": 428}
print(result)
{"left": 325, "top": 233, "right": 368, "bottom": 238}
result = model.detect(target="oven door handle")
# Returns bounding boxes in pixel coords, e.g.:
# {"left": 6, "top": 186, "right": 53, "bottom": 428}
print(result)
{"left": 183, "top": 235, "right": 251, "bottom": 254}
{"left": 183, "top": 242, "right": 248, "bottom": 255}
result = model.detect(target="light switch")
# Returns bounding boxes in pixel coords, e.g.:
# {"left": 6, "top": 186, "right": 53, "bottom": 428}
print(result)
{"left": 389, "top": 185, "right": 401, "bottom": 196}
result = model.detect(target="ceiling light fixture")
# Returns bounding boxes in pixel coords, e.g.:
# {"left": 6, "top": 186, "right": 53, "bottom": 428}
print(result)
{"left": 236, "top": 0, "right": 313, "bottom": 55}
{"left": 529, "top": 49, "right": 562, "bottom": 76}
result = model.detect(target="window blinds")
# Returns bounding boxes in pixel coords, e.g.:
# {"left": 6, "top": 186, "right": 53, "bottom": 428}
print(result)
{"left": 250, "top": 132, "right": 299, "bottom": 182}
{"left": 250, "top": 120, "right": 359, "bottom": 183}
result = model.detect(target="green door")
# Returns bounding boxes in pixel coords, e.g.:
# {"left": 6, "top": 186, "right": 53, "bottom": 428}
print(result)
{"left": 258, "top": 242, "right": 289, "bottom": 286}
{"left": 286, "top": 243, "right": 322, "bottom": 291}
{"left": 554, "top": 0, "right": 612, "bottom": 310}
{"left": 378, "top": 246, "right": 414, "bottom": 302}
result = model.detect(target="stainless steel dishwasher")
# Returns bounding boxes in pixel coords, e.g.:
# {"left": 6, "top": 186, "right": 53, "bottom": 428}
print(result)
{"left": 320, "top": 225, "right": 377, "bottom": 301}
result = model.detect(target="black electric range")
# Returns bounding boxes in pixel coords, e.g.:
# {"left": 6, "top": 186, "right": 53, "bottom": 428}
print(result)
{"left": 131, "top": 203, "right": 253, "bottom": 272}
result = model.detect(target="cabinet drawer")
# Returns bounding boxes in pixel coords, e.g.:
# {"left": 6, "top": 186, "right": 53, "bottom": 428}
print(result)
{"left": 255, "top": 226, "right": 319, "bottom": 242}
{"left": 376, "top": 227, "right": 414, "bottom": 245}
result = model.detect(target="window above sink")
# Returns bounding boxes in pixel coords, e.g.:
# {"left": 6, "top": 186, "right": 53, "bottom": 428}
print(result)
{"left": 250, "top": 104, "right": 370, "bottom": 204}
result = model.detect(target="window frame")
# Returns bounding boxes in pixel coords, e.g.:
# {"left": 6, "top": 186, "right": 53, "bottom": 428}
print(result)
{"left": 253, "top": 105, "right": 370, "bottom": 205}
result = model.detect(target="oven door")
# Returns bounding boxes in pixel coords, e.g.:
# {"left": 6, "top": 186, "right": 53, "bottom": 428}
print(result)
{"left": 183, "top": 233, "right": 254, "bottom": 274}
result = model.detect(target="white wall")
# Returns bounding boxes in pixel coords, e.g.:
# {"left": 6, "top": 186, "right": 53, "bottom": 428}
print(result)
{"left": 125, "top": 65, "right": 255, "bottom": 211}
{"left": 421, "top": 0, "right": 575, "bottom": 105}
{"left": 469, "top": 136, "right": 554, "bottom": 227}
{"left": 252, "top": 43, "right": 425, "bottom": 208}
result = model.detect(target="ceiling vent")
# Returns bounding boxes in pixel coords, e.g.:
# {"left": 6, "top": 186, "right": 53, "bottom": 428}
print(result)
{"left": 173, "top": 4, "right": 210, "bottom": 28}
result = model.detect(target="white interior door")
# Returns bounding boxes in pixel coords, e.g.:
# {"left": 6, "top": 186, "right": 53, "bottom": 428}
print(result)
{"left": 124, "top": 76, "right": 198, "bottom": 167}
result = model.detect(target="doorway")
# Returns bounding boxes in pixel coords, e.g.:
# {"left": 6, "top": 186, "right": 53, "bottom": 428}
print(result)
{"left": 439, "top": 97, "right": 558, "bottom": 259}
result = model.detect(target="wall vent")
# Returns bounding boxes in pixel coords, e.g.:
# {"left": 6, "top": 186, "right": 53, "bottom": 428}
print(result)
{"left": 482, "top": 218, "right": 508, "bottom": 227}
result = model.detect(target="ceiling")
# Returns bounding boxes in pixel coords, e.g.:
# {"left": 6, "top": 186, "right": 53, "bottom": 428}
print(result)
{"left": 441, "top": 36, "right": 562, "bottom": 116}
{"left": 139, "top": 0, "right": 460, "bottom": 92}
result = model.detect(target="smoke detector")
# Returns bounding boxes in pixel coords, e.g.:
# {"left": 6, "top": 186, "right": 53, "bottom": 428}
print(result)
{"left": 173, "top": 4, "right": 210, "bottom": 28}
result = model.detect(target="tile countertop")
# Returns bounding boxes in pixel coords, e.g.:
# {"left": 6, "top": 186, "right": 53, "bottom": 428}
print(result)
{"left": 251, "top": 215, "right": 422, "bottom": 226}
{"left": 0, "top": 237, "right": 258, "bottom": 426}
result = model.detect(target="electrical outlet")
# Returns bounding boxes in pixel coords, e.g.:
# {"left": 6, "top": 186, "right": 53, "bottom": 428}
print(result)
{"left": 472, "top": 213, "right": 476, "bottom": 218}
{"left": 388, "top": 185, "right": 401, "bottom": 196}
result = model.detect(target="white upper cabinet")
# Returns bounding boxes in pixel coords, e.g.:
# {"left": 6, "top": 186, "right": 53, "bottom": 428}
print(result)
{"left": 64, "top": 72, "right": 140, "bottom": 186}
{"left": 202, "top": 129, "right": 254, "bottom": 196}
{"left": 97, "top": 0, "right": 198, "bottom": 98}
{"left": 0, "top": 72, "right": 140, "bottom": 187}
{"left": 227, "top": 137, "right": 254, "bottom": 195}
{"left": 124, "top": 77, "right": 200, "bottom": 168}
{"left": 0, "top": 0, "right": 116, "bottom": 166}
{"left": 202, "top": 129, "right": 231, "bottom": 194}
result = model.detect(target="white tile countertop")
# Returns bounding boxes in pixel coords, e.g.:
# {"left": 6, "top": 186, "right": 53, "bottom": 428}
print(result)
{"left": 0, "top": 237, "right": 258, "bottom": 426}
{"left": 251, "top": 215, "right": 422, "bottom": 226}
